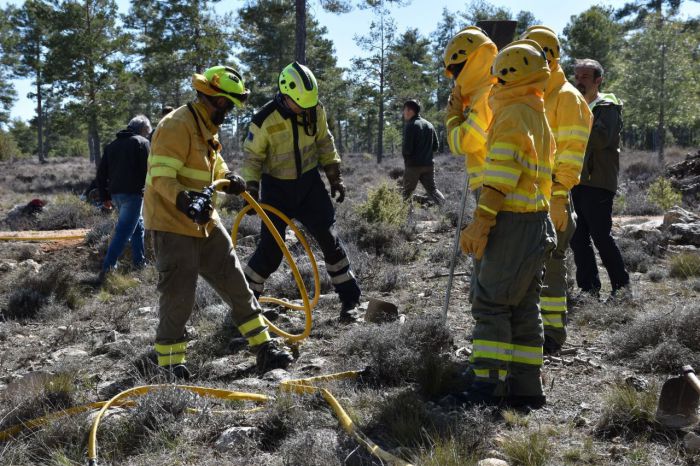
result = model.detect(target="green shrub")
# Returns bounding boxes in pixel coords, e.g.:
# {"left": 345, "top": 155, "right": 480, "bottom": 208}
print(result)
{"left": 669, "top": 252, "right": 700, "bottom": 279}
{"left": 646, "top": 177, "right": 682, "bottom": 211}
{"left": 357, "top": 181, "right": 409, "bottom": 226}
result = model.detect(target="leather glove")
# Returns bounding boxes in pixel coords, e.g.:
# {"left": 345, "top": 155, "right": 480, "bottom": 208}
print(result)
{"left": 550, "top": 183, "right": 569, "bottom": 232}
{"left": 245, "top": 181, "right": 259, "bottom": 216}
{"left": 324, "top": 163, "right": 345, "bottom": 203}
{"left": 459, "top": 186, "right": 505, "bottom": 260}
{"left": 176, "top": 191, "right": 212, "bottom": 225}
{"left": 224, "top": 172, "right": 246, "bottom": 195}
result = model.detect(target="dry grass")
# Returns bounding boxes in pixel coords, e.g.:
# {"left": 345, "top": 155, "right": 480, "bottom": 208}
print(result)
{"left": 499, "top": 428, "right": 553, "bottom": 466}
{"left": 669, "top": 252, "right": 700, "bottom": 279}
{"left": 595, "top": 380, "right": 662, "bottom": 440}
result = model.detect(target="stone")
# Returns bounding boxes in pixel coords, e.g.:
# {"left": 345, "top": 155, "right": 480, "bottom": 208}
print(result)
{"left": 478, "top": 458, "right": 509, "bottom": 466}
{"left": 4, "top": 371, "right": 54, "bottom": 397}
{"left": 625, "top": 375, "right": 649, "bottom": 392}
{"left": 214, "top": 426, "right": 261, "bottom": 451}
{"left": 262, "top": 368, "right": 289, "bottom": 381}
{"left": 365, "top": 297, "right": 399, "bottom": 323}
{"left": 17, "top": 259, "right": 41, "bottom": 274}
{"left": 684, "top": 432, "right": 700, "bottom": 453}
{"left": 668, "top": 223, "right": 700, "bottom": 247}
{"left": 0, "top": 260, "right": 17, "bottom": 272}
{"left": 206, "top": 357, "right": 236, "bottom": 379}
{"left": 51, "top": 346, "right": 89, "bottom": 361}
{"left": 132, "top": 306, "right": 153, "bottom": 317}
{"left": 620, "top": 221, "right": 664, "bottom": 242}
{"left": 299, "top": 357, "right": 326, "bottom": 373}
{"left": 663, "top": 206, "right": 700, "bottom": 228}
{"left": 233, "top": 377, "right": 267, "bottom": 390}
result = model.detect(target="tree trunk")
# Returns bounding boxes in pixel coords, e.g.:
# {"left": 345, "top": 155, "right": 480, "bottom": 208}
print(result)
{"left": 657, "top": 37, "right": 666, "bottom": 164}
{"left": 36, "top": 74, "right": 45, "bottom": 163}
{"left": 376, "top": 11, "right": 385, "bottom": 164}
{"left": 295, "top": 0, "right": 306, "bottom": 64}
{"left": 336, "top": 117, "right": 345, "bottom": 154}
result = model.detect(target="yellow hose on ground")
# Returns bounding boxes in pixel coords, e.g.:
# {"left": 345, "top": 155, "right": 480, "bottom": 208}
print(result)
{"left": 0, "top": 228, "right": 89, "bottom": 242}
{"left": 2, "top": 373, "right": 412, "bottom": 466}
{"left": 85, "top": 384, "right": 269, "bottom": 465}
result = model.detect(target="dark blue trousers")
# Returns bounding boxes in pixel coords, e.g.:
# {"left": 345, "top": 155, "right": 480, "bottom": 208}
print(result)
{"left": 570, "top": 185, "right": 629, "bottom": 292}
{"left": 245, "top": 170, "right": 361, "bottom": 305}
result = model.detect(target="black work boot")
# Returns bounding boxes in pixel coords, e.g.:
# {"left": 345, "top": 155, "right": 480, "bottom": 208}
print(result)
{"left": 255, "top": 340, "right": 294, "bottom": 373}
{"left": 439, "top": 382, "right": 503, "bottom": 408}
{"left": 162, "top": 364, "right": 191, "bottom": 381}
{"left": 339, "top": 301, "right": 362, "bottom": 324}
{"left": 505, "top": 394, "right": 546, "bottom": 412}
{"left": 543, "top": 335, "right": 561, "bottom": 356}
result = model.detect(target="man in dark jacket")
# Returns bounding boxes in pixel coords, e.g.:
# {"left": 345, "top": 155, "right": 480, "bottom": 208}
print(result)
{"left": 401, "top": 100, "right": 444, "bottom": 204}
{"left": 570, "top": 59, "right": 630, "bottom": 299}
{"left": 97, "top": 115, "right": 151, "bottom": 279}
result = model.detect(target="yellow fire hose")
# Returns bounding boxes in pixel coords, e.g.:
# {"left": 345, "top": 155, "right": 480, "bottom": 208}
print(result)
{"left": 0, "top": 372, "right": 412, "bottom": 466}
{"left": 0, "top": 228, "right": 90, "bottom": 242}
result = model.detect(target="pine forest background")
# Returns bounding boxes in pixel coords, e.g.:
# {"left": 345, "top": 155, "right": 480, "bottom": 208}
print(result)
{"left": 0, "top": 0, "right": 698, "bottom": 166}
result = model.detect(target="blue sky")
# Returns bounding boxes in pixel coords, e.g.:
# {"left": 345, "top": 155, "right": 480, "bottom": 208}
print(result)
{"left": 3, "top": 0, "right": 699, "bottom": 122}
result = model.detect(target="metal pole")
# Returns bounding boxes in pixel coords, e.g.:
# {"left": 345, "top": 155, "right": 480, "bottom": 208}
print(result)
{"left": 442, "top": 173, "right": 470, "bottom": 322}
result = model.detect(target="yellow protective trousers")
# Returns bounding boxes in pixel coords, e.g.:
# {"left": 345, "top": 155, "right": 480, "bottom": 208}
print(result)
{"left": 540, "top": 203, "right": 576, "bottom": 347}
{"left": 152, "top": 221, "right": 269, "bottom": 366}
{"left": 470, "top": 212, "right": 555, "bottom": 396}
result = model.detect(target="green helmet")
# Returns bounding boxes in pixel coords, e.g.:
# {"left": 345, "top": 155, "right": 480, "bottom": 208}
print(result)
{"left": 278, "top": 62, "right": 319, "bottom": 109}
{"left": 193, "top": 65, "right": 250, "bottom": 108}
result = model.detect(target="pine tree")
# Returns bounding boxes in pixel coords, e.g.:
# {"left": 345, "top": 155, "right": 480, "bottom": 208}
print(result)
{"left": 7, "top": 0, "right": 56, "bottom": 162}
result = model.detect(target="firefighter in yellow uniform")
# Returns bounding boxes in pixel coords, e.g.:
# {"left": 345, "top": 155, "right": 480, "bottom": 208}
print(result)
{"left": 241, "top": 62, "right": 362, "bottom": 323}
{"left": 443, "top": 26, "right": 498, "bottom": 191}
{"left": 144, "top": 66, "right": 293, "bottom": 379}
{"left": 459, "top": 40, "right": 556, "bottom": 409}
{"left": 520, "top": 26, "right": 593, "bottom": 354}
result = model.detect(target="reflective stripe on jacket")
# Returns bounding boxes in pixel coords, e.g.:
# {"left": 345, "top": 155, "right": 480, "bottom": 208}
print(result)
{"left": 446, "top": 86, "right": 493, "bottom": 190}
{"left": 144, "top": 102, "right": 229, "bottom": 237}
{"left": 544, "top": 65, "right": 593, "bottom": 192}
{"left": 484, "top": 72, "right": 555, "bottom": 213}
{"left": 241, "top": 99, "right": 341, "bottom": 183}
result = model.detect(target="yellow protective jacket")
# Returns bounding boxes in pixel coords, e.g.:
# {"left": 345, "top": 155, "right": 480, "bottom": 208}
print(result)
{"left": 544, "top": 64, "right": 593, "bottom": 192}
{"left": 144, "top": 102, "right": 230, "bottom": 237}
{"left": 241, "top": 97, "right": 341, "bottom": 182}
{"left": 483, "top": 71, "right": 556, "bottom": 213}
{"left": 444, "top": 43, "right": 497, "bottom": 190}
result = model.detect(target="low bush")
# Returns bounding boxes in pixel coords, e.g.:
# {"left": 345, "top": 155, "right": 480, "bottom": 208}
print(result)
{"left": 4, "top": 264, "right": 83, "bottom": 319}
{"left": 36, "top": 194, "right": 101, "bottom": 230}
{"left": 612, "top": 306, "right": 700, "bottom": 372}
{"left": 357, "top": 181, "right": 409, "bottom": 226}
{"left": 338, "top": 315, "right": 453, "bottom": 394}
{"left": 646, "top": 177, "right": 682, "bottom": 211}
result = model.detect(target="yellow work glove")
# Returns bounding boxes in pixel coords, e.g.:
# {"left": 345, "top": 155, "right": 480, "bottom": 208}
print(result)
{"left": 460, "top": 186, "right": 505, "bottom": 260}
{"left": 550, "top": 183, "right": 569, "bottom": 232}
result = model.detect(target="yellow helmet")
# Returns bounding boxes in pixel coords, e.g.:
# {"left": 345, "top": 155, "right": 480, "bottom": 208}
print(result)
{"left": 443, "top": 26, "right": 494, "bottom": 78}
{"left": 520, "top": 26, "right": 560, "bottom": 63}
{"left": 192, "top": 65, "right": 250, "bottom": 108}
{"left": 491, "top": 39, "right": 548, "bottom": 84}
